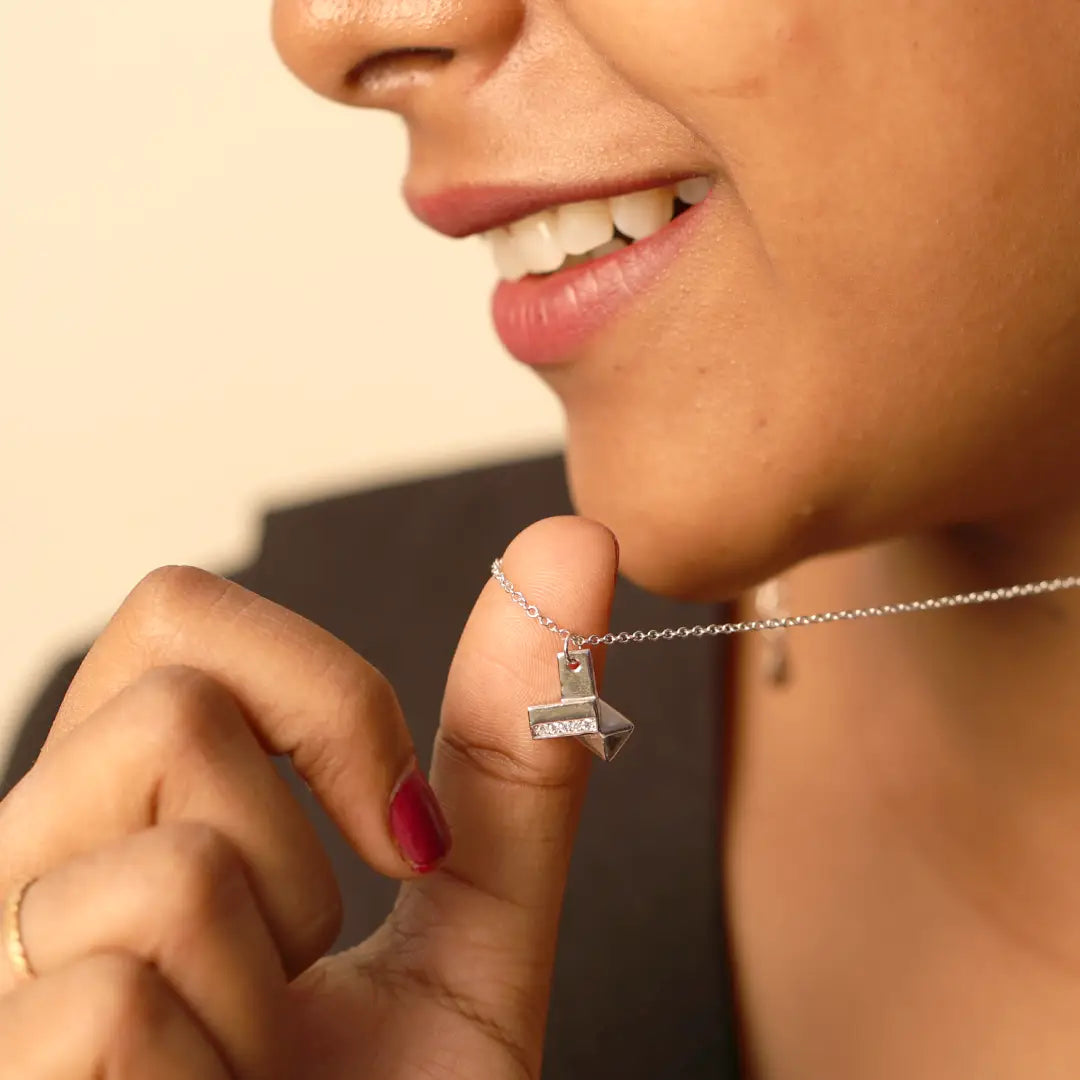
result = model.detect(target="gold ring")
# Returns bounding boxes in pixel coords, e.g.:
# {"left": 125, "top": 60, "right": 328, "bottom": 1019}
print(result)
{"left": 2, "top": 877, "right": 37, "bottom": 983}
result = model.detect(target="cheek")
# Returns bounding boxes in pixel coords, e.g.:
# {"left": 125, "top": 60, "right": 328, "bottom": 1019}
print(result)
{"left": 555, "top": 0, "right": 1080, "bottom": 597}
{"left": 560, "top": 0, "right": 818, "bottom": 111}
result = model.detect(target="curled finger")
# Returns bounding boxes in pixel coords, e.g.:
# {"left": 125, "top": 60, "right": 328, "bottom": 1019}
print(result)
{"left": 9, "top": 823, "right": 289, "bottom": 1079}
{"left": 0, "top": 951, "right": 231, "bottom": 1080}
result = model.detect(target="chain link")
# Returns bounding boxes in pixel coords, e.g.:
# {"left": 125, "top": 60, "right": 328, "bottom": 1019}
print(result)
{"left": 490, "top": 558, "right": 1080, "bottom": 649}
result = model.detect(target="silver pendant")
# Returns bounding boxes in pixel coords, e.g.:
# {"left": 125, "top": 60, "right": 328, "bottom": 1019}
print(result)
{"left": 527, "top": 648, "right": 634, "bottom": 762}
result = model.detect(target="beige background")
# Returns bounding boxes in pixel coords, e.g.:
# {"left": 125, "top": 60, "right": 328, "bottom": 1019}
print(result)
{"left": 0, "top": 2, "right": 563, "bottom": 769}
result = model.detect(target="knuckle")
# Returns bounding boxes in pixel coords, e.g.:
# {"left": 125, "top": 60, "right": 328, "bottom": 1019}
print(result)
{"left": 122, "top": 563, "right": 232, "bottom": 646}
{"left": 154, "top": 822, "right": 249, "bottom": 924}
{"left": 296, "top": 656, "right": 403, "bottom": 778}
{"left": 436, "top": 727, "right": 528, "bottom": 786}
{"left": 131, "top": 665, "right": 239, "bottom": 753}
{"left": 326, "top": 655, "right": 400, "bottom": 730}
{"left": 129, "top": 562, "right": 228, "bottom": 618}
{"left": 436, "top": 724, "right": 580, "bottom": 793}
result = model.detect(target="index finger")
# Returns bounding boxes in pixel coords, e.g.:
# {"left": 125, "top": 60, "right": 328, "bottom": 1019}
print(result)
{"left": 40, "top": 566, "right": 422, "bottom": 877}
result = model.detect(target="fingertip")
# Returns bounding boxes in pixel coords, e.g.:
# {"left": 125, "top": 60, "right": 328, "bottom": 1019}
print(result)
{"left": 499, "top": 516, "right": 620, "bottom": 603}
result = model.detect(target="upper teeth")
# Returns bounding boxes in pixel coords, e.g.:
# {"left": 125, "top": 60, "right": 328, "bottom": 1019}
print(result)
{"left": 485, "top": 177, "right": 712, "bottom": 281}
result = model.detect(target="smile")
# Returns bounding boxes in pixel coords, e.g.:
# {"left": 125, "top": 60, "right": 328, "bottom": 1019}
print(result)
{"left": 406, "top": 173, "right": 715, "bottom": 367}
{"left": 488, "top": 177, "right": 713, "bottom": 367}
{"left": 483, "top": 177, "right": 712, "bottom": 280}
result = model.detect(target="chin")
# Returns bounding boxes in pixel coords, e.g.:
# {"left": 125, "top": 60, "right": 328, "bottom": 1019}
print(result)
{"left": 563, "top": 436, "right": 833, "bottom": 604}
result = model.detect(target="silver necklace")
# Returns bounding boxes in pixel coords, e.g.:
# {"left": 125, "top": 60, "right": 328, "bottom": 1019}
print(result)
{"left": 490, "top": 558, "right": 1080, "bottom": 762}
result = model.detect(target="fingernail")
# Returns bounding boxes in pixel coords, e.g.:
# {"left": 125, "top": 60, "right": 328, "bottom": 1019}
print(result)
{"left": 389, "top": 765, "right": 451, "bottom": 873}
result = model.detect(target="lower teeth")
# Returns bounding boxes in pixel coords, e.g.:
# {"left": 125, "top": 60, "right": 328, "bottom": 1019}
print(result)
{"left": 551, "top": 238, "right": 627, "bottom": 275}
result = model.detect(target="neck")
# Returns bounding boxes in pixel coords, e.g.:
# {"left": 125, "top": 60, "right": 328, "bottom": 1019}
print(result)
{"left": 823, "top": 505, "right": 1080, "bottom": 768}
{"left": 749, "top": 502, "right": 1080, "bottom": 962}
{"left": 724, "top": 506, "right": 1080, "bottom": 1077}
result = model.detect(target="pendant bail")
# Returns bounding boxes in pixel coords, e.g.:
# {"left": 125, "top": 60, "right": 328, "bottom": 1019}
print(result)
{"left": 561, "top": 630, "right": 580, "bottom": 670}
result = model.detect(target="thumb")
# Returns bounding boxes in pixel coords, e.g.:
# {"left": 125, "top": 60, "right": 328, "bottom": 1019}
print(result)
{"left": 389, "top": 516, "right": 619, "bottom": 1068}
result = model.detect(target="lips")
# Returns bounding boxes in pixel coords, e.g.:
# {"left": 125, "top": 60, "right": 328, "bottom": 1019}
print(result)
{"left": 491, "top": 196, "right": 709, "bottom": 366}
{"left": 406, "top": 173, "right": 714, "bottom": 367}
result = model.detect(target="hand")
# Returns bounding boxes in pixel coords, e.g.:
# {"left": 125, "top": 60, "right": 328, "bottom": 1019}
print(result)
{"left": 0, "top": 516, "right": 619, "bottom": 1079}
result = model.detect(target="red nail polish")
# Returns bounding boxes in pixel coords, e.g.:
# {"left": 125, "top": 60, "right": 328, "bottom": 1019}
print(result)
{"left": 389, "top": 766, "right": 451, "bottom": 873}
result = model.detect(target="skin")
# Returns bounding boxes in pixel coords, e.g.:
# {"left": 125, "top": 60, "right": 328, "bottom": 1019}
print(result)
{"left": 0, "top": 520, "right": 621, "bottom": 1078}
{"left": 2, "top": 1, "right": 1079, "bottom": 1078}
{"left": 272, "top": 0, "right": 1080, "bottom": 598}
{"left": 270, "top": 1, "right": 1080, "bottom": 1075}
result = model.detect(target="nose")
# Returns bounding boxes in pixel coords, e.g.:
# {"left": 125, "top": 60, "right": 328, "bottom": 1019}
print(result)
{"left": 271, "top": 0, "right": 524, "bottom": 114}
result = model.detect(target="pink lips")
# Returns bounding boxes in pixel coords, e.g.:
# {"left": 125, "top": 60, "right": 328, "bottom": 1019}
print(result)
{"left": 491, "top": 204, "right": 706, "bottom": 366}
{"left": 406, "top": 178, "right": 709, "bottom": 367}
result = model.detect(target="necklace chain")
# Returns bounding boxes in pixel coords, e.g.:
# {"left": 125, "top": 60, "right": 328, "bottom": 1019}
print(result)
{"left": 490, "top": 559, "right": 1080, "bottom": 649}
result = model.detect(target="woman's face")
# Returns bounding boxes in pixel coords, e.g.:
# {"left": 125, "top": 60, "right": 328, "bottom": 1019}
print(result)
{"left": 272, "top": 0, "right": 1080, "bottom": 598}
